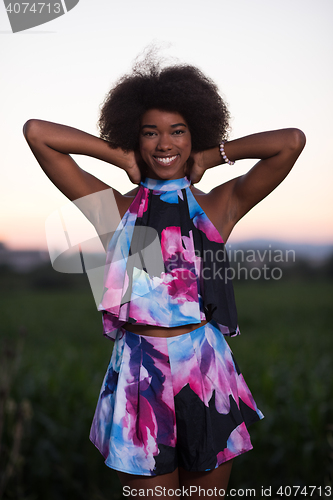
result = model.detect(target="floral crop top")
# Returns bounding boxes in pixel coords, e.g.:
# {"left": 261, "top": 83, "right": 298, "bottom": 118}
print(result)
{"left": 99, "top": 177, "right": 239, "bottom": 340}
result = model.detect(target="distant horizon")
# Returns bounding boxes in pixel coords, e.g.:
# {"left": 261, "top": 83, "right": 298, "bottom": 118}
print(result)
{"left": 2, "top": 237, "right": 333, "bottom": 252}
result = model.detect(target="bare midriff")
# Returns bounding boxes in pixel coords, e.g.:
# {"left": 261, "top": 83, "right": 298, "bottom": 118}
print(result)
{"left": 123, "top": 319, "right": 209, "bottom": 338}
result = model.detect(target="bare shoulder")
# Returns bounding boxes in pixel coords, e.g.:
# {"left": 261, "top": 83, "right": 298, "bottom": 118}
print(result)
{"left": 190, "top": 179, "right": 239, "bottom": 241}
{"left": 190, "top": 179, "right": 235, "bottom": 209}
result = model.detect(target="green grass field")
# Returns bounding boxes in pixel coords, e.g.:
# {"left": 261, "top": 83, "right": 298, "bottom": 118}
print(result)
{"left": 1, "top": 278, "right": 332, "bottom": 499}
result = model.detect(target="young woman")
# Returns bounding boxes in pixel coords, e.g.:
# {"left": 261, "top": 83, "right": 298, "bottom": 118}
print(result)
{"left": 23, "top": 61, "right": 305, "bottom": 498}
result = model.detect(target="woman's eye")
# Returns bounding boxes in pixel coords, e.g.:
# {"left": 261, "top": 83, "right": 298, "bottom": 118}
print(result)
{"left": 173, "top": 130, "right": 185, "bottom": 135}
{"left": 143, "top": 131, "right": 156, "bottom": 137}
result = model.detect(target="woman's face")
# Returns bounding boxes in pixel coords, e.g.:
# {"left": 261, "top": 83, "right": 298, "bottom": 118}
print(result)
{"left": 139, "top": 109, "right": 192, "bottom": 180}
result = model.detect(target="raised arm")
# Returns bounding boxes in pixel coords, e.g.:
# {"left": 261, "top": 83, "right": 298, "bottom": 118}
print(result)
{"left": 23, "top": 119, "right": 141, "bottom": 202}
{"left": 191, "top": 128, "right": 306, "bottom": 240}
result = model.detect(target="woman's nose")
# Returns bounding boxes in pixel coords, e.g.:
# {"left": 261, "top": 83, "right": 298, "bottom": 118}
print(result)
{"left": 157, "top": 134, "right": 172, "bottom": 151}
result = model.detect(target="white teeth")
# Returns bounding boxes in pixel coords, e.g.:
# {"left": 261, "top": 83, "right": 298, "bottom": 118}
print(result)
{"left": 155, "top": 155, "right": 177, "bottom": 164}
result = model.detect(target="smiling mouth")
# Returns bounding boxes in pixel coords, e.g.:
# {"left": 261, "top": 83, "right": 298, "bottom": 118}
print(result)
{"left": 153, "top": 155, "right": 179, "bottom": 166}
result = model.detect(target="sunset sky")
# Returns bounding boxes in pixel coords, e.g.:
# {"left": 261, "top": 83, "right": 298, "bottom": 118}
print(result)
{"left": 1, "top": 0, "right": 332, "bottom": 250}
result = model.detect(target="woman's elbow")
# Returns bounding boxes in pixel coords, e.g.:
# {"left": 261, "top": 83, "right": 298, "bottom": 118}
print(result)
{"left": 23, "top": 119, "right": 42, "bottom": 143}
{"left": 287, "top": 128, "right": 306, "bottom": 153}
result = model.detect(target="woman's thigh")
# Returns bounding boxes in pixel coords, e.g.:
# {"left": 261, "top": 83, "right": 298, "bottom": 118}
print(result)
{"left": 117, "top": 469, "right": 180, "bottom": 499}
{"left": 179, "top": 460, "right": 233, "bottom": 499}
{"left": 117, "top": 460, "right": 233, "bottom": 499}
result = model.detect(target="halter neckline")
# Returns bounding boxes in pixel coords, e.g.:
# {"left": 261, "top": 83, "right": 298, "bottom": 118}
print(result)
{"left": 141, "top": 177, "right": 191, "bottom": 192}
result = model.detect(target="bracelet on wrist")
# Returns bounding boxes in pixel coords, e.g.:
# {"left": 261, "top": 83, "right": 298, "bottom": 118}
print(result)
{"left": 219, "top": 141, "right": 235, "bottom": 165}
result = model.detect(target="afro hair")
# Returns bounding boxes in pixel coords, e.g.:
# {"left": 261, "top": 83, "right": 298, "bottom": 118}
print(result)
{"left": 99, "top": 57, "right": 230, "bottom": 152}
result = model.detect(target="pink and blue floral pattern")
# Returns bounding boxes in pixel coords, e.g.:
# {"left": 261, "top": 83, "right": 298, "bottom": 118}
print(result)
{"left": 90, "top": 321, "right": 263, "bottom": 475}
{"left": 99, "top": 177, "right": 239, "bottom": 340}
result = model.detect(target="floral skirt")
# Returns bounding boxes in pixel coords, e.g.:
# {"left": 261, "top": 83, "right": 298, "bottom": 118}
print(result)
{"left": 89, "top": 321, "right": 264, "bottom": 476}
